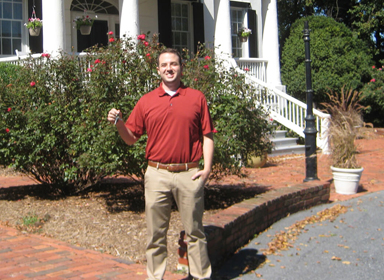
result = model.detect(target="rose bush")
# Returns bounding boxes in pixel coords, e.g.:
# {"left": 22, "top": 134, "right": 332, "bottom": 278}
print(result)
{"left": 0, "top": 33, "right": 273, "bottom": 194}
{"left": 361, "top": 62, "right": 384, "bottom": 127}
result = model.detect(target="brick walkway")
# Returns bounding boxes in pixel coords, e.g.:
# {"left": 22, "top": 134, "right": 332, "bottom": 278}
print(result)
{"left": 1, "top": 132, "right": 384, "bottom": 279}
{"left": 0, "top": 226, "right": 183, "bottom": 279}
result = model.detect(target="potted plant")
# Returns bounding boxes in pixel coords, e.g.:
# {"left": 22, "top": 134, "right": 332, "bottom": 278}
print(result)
{"left": 321, "top": 86, "right": 367, "bottom": 194}
{"left": 237, "top": 27, "right": 252, "bottom": 42}
{"left": 73, "top": 14, "right": 94, "bottom": 35}
{"left": 25, "top": 17, "right": 43, "bottom": 36}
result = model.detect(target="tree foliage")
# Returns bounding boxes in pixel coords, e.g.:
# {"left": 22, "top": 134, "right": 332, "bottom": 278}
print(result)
{"left": 0, "top": 33, "right": 273, "bottom": 194}
{"left": 281, "top": 16, "right": 372, "bottom": 105}
{"left": 348, "top": 0, "right": 384, "bottom": 63}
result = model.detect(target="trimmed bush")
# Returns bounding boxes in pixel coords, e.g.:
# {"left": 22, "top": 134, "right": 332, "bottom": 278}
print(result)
{"left": 281, "top": 16, "right": 372, "bottom": 105}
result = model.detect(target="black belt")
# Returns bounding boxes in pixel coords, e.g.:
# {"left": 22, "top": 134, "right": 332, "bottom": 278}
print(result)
{"left": 148, "top": 160, "right": 199, "bottom": 172}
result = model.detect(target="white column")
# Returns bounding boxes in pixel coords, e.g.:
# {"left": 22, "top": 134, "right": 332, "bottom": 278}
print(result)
{"left": 214, "top": 0, "right": 232, "bottom": 58}
{"left": 119, "top": 0, "right": 140, "bottom": 39}
{"left": 262, "top": 0, "right": 282, "bottom": 87}
{"left": 42, "top": 0, "right": 65, "bottom": 56}
{"left": 202, "top": 0, "right": 215, "bottom": 49}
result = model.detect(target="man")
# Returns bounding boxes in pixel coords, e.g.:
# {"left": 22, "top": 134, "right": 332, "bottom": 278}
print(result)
{"left": 107, "top": 48, "right": 214, "bottom": 280}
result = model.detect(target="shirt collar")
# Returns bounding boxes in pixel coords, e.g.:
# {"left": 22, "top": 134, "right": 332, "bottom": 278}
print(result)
{"left": 157, "top": 82, "right": 187, "bottom": 97}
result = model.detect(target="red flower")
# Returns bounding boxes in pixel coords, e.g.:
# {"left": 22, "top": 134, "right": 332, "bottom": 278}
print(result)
{"left": 370, "top": 78, "right": 376, "bottom": 82}
{"left": 204, "top": 55, "right": 211, "bottom": 60}
{"left": 122, "top": 60, "right": 126, "bottom": 64}
{"left": 372, "top": 66, "right": 376, "bottom": 69}
{"left": 7, "top": 107, "right": 11, "bottom": 112}
{"left": 144, "top": 41, "right": 149, "bottom": 47}
{"left": 30, "top": 81, "right": 36, "bottom": 87}
{"left": 194, "top": 78, "right": 198, "bottom": 81}
{"left": 108, "top": 31, "right": 114, "bottom": 35}
{"left": 5, "top": 128, "right": 10, "bottom": 133}
{"left": 94, "top": 59, "right": 101, "bottom": 64}
{"left": 212, "top": 128, "right": 218, "bottom": 133}
{"left": 146, "top": 53, "right": 151, "bottom": 57}
{"left": 109, "top": 37, "right": 115, "bottom": 43}
{"left": 203, "top": 65, "right": 209, "bottom": 70}
{"left": 41, "top": 53, "right": 50, "bottom": 58}
{"left": 87, "top": 68, "right": 92, "bottom": 72}
{"left": 137, "top": 34, "right": 146, "bottom": 40}
{"left": 244, "top": 68, "right": 250, "bottom": 71}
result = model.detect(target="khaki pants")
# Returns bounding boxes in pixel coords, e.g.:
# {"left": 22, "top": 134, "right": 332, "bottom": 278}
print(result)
{"left": 144, "top": 166, "right": 211, "bottom": 280}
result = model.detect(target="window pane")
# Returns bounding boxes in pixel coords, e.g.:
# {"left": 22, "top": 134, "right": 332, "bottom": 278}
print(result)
{"left": 182, "top": 4, "right": 188, "bottom": 17}
{"left": 2, "top": 38, "right": 11, "bottom": 54}
{"left": 13, "top": 38, "right": 21, "bottom": 53}
{"left": 2, "top": 20, "right": 11, "bottom": 37}
{"left": 3, "top": 2, "right": 12, "bottom": 19}
{"left": 181, "top": 33, "right": 187, "bottom": 45}
{"left": 13, "top": 3, "right": 22, "bottom": 20}
{"left": 12, "top": 21, "right": 21, "bottom": 37}
{"left": 181, "top": 18, "right": 188, "bottom": 31}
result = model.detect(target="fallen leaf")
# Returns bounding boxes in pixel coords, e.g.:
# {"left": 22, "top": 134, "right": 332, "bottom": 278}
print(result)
{"left": 323, "top": 250, "right": 329, "bottom": 253}
{"left": 281, "top": 266, "right": 286, "bottom": 269}
{"left": 343, "top": 261, "right": 351, "bottom": 265}
{"left": 332, "top": 256, "right": 342, "bottom": 261}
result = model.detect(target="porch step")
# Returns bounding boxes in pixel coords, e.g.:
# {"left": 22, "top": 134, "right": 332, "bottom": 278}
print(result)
{"left": 269, "top": 130, "right": 305, "bottom": 157}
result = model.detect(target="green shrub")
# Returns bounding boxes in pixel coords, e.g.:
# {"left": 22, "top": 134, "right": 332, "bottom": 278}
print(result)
{"left": 0, "top": 32, "right": 273, "bottom": 194}
{"left": 281, "top": 16, "right": 372, "bottom": 105}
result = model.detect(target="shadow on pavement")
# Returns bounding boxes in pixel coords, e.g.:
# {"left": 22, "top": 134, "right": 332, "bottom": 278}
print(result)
{"left": 213, "top": 248, "right": 266, "bottom": 279}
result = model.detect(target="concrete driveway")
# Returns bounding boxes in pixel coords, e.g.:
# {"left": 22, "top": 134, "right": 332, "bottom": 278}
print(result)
{"left": 215, "top": 190, "right": 384, "bottom": 280}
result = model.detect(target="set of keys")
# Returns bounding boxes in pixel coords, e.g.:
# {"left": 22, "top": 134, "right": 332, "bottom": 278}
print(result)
{"left": 114, "top": 114, "right": 121, "bottom": 125}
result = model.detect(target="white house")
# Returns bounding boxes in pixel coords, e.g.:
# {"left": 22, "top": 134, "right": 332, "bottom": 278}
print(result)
{"left": 0, "top": 0, "right": 282, "bottom": 89}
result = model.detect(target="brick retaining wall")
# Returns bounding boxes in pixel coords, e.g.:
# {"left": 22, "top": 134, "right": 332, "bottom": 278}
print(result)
{"left": 178, "top": 180, "right": 330, "bottom": 272}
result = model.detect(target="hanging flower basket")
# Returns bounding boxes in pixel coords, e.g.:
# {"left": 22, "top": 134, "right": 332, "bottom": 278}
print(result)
{"left": 28, "top": 27, "right": 41, "bottom": 36}
{"left": 73, "top": 12, "right": 94, "bottom": 36}
{"left": 237, "top": 27, "right": 252, "bottom": 43}
{"left": 24, "top": 9, "right": 42, "bottom": 37}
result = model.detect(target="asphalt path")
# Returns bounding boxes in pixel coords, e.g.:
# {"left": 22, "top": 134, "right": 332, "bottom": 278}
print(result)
{"left": 215, "top": 190, "right": 384, "bottom": 280}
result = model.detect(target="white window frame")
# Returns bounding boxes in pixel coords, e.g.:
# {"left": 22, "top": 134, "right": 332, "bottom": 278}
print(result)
{"left": 0, "top": 0, "right": 24, "bottom": 56}
{"left": 171, "top": 0, "right": 194, "bottom": 53}
{"left": 230, "top": 7, "right": 250, "bottom": 58}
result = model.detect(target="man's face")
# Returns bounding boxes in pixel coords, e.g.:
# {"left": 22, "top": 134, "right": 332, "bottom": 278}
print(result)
{"left": 157, "top": 52, "right": 182, "bottom": 87}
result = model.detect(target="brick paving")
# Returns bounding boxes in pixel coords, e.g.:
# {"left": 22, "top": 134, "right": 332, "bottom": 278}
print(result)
{"left": 1, "top": 133, "right": 384, "bottom": 279}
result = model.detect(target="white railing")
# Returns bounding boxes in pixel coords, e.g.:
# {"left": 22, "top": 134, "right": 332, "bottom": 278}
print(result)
{"left": 0, "top": 53, "right": 331, "bottom": 152}
{"left": 0, "top": 54, "right": 41, "bottom": 65}
{"left": 229, "top": 58, "right": 331, "bottom": 153}
{"left": 235, "top": 58, "right": 268, "bottom": 83}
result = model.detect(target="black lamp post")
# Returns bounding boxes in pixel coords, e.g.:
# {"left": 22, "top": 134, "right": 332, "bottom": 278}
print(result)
{"left": 303, "top": 21, "right": 319, "bottom": 182}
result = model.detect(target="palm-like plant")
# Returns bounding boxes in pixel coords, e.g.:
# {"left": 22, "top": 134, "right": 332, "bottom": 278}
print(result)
{"left": 321, "top": 86, "right": 367, "bottom": 169}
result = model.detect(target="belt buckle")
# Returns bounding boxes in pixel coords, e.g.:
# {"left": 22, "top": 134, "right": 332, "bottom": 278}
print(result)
{"left": 166, "top": 163, "right": 186, "bottom": 172}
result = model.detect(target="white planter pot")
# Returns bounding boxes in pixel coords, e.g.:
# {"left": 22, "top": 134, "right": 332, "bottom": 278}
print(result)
{"left": 79, "top": 25, "right": 92, "bottom": 35}
{"left": 29, "top": 27, "right": 41, "bottom": 36}
{"left": 331, "top": 166, "right": 364, "bottom": 195}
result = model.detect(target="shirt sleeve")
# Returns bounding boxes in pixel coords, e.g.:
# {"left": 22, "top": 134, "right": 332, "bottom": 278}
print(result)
{"left": 125, "top": 98, "right": 146, "bottom": 139}
{"left": 200, "top": 95, "right": 214, "bottom": 135}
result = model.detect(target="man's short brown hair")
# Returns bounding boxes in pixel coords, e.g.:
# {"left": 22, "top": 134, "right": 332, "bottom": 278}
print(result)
{"left": 157, "top": 48, "right": 182, "bottom": 66}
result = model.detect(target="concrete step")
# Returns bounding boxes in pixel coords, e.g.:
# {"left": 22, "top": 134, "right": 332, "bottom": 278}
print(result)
{"left": 269, "top": 145, "right": 305, "bottom": 157}
{"left": 269, "top": 130, "right": 305, "bottom": 157}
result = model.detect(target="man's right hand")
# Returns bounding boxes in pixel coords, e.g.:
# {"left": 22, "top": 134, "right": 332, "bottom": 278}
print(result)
{"left": 107, "top": 108, "right": 122, "bottom": 125}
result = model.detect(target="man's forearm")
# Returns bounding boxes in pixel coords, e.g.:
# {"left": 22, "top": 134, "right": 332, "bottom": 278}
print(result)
{"left": 202, "top": 132, "right": 214, "bottom": 172}
{"left": 115, "top": 120, "right": 137, "bottom": 145}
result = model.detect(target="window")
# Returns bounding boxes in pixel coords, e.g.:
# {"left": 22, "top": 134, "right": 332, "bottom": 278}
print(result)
{"left": 231, "top": 8, "right": 245, "bottom": 58}
{"left": 0, "top": 0, "right": 22, "bottom": 55}
{"left": 171, "top": 2, "right": 192, "bottom": 53}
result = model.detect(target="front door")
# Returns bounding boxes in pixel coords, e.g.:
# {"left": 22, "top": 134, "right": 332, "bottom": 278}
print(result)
{"left": 77, "top": 20, "right": 108, "bottom": 52}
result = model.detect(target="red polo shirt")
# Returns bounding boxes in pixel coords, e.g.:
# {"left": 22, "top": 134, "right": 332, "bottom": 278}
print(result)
{"left": 125, "top": 84, "right": 214, "bottom": 163}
